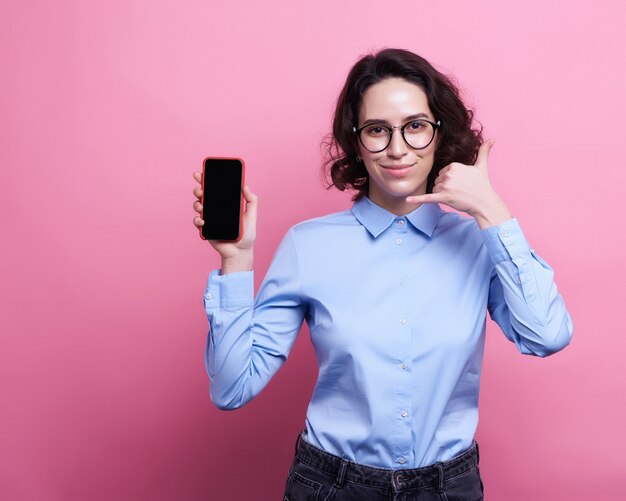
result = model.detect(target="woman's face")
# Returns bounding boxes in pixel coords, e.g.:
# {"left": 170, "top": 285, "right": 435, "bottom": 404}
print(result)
{"left": 357, "top": 77, "right": 438, "bottom": 215}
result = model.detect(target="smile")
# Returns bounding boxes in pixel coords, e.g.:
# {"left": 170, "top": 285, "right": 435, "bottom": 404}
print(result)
{"left": 381, "top": 164, "right": 414, "bottom": 177}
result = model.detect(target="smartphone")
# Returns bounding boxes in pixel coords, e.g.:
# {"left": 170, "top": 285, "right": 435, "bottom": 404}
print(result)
{"left": 200, "top": 157, "right": 245, "bottom": 241}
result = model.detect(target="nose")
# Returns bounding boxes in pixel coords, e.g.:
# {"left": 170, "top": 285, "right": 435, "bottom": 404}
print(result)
{"left": 387, "top": 127, "right": 408, "bottom": 158}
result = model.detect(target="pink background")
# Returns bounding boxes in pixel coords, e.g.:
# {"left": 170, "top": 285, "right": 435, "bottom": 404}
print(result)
{"left": 2, "top": 1, "right": 625, "bottom": 499}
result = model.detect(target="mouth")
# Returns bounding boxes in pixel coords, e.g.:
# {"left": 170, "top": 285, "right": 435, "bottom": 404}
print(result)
{"left": 381, "top": 164, "right": 415, "bottom": 177}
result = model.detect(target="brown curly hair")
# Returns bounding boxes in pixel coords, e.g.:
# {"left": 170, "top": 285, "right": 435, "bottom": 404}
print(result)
{"left": 322, "top": 48, "right": 483, "bottom": 201}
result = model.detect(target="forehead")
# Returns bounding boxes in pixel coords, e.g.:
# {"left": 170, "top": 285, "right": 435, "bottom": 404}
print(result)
{"left": 358, "top": 77, "right": 432, "bottom": 122}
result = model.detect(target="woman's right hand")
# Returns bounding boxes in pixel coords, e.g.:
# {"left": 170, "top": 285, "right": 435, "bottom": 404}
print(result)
{"left": 193, "top": 171, "right": 257, "bottom": 271}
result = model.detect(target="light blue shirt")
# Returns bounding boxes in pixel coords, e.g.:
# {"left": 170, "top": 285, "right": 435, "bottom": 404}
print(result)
{"left": 203, "top": 196, "right": 573, "bottom": 468}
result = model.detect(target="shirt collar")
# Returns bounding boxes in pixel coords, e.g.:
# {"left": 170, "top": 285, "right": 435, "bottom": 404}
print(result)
{"left": 351, "top": 196, "right": 443, "bottom": 238}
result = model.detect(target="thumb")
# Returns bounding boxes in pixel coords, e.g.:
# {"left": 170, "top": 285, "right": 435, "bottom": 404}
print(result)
{"left": 475, "top": 139, "right": 495, "bottom": 170}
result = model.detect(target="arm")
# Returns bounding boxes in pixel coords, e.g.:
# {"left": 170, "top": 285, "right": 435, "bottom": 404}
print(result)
{"left": 204, "top": 229, "right": 306, "bottom": 409}
{"left": 193, "top": 176, "right": 303, "bottom": 409}
{"left": 482, "top": 217, "right": 574, "bottom": 357}
{"left": 402, "top": 139, "right": 574, "bottom": 356}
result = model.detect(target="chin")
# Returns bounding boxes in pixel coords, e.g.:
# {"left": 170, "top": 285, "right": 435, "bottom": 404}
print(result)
{"left": 385, "top": 182, "right": 425, "bottom": 198}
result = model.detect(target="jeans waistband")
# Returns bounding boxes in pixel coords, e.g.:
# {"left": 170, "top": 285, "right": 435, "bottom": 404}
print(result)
{"left": 294, "top": 431, "right": 480, "bottom": 491}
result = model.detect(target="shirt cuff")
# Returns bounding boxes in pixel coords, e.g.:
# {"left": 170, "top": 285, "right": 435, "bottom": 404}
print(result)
{"left": 480, "top": 217, "right": 532, "bottom": 266}
{"left": 204, "top": 269, "right": 254, "bottom": 309}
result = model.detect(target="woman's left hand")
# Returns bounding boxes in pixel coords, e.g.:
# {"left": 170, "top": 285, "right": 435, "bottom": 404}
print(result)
{"left": 405, "top": 139, "right": 513, "bottom": 229}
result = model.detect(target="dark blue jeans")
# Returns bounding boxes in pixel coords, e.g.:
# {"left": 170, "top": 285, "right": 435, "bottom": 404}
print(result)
{"left": 283, "top": 431, "right": 484, "bottom": 501}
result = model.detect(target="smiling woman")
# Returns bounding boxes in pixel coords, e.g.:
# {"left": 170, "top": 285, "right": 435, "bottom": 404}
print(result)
{"left": 193, "top": 48, "right": 573, "bottom": 501}
{"left": 324, "top": 49, "right": 482, "bottom": 213}
{"left": 354, "top": 78, "right": 440, "bottom": 215}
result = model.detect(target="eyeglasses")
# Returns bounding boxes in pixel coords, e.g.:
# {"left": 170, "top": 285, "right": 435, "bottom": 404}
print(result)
{"left": 352, "top": 119, "right": 441, "bottom": 153}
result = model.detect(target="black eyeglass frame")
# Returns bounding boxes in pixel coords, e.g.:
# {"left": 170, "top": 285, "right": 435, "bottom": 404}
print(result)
{"left": 352, "top": 119, "right": 441, "bottom": 153}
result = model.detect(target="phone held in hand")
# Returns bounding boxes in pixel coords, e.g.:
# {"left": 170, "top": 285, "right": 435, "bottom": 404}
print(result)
{"left": 200, "top": 157, "right": 245, "bottom": 242}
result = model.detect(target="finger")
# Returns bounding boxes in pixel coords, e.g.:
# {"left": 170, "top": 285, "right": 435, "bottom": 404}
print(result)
{"left": 475, "top": 139, "right": 495, "bottom": 170}
{"left": 242, "top": 184, "right": 257, "bottom": 203}
{"left": 193, "top": 216, "right": 204, "bottom": 228}
{"left": 242, "top": 185, "right": 258, "bottom": 226}
{"left": 193, "top": 171, "right": 202, "bottom": 183}
{"left": 405, "top": 193, "right": 444, "bottom": 204}
{"left": 433, "top": 165, "right": 452, "bottom": 186}
{"left": 433, "top": 173, "right": 446, "bottom": 186}
{"left": 193, "top": 186, "right": 203, "bottom": 199}
{"left": 436, "top": 165, "right": 452, "bottom": 178}
{"left": 193, "top": 200, "right": 203, "bottom": 214}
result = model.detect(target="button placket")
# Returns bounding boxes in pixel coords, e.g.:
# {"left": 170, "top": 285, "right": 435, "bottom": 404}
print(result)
{"left": 391, "top": 216, "right": 412, "bottom": 466}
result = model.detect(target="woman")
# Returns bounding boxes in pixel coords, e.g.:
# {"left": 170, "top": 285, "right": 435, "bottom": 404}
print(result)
{"left": 192, "top": 48, "right": 573, "bottom": 501}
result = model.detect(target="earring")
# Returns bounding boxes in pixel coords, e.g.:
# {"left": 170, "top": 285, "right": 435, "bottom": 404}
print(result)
{"left": 356, "top": 155, "right": 362, "bottom": 163}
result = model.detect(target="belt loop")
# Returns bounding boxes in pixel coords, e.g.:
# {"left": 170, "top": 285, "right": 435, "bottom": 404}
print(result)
{"left": 333, "top": 459, "right": 349, "bottom": 489}
{"left": 475, "top": 440, "right": 480, "bottom": 464}
{"left": 435, "top": 462, "right": 445, "bottom": 493}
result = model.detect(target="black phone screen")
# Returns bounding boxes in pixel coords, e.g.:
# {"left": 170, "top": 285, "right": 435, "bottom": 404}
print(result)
{"left": 201, "top": 158, "right": 243, "bottom": 240}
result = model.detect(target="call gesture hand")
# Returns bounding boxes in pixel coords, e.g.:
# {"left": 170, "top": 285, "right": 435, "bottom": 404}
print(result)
{"left": 405, "top": 139, "right": 512, "bottom": 229}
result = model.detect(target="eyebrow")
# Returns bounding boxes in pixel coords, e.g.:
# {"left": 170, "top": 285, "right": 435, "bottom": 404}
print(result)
{"left": 361, "top": 113, "right": 430, "bottom": 126}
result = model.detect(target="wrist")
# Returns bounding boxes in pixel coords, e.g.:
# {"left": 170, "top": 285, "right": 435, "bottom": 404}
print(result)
{"left": 473, "top": 196, "right": 513, "bottom": 230}
{"left": 220, "top": 251, "right": 254, "bottom": 275}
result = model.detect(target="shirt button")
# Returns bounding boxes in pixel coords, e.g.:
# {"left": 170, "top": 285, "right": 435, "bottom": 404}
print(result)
{"left": 400, "top": 363, "right": 408, "bottom": 370}
{"left": 400, "top": 317, "right": 407, "bottom": 325}
{"left": 398, "top": 278, "right": 405, "bottom": 286}
{"left": 401, "top": 410, "right": 408, "bottom": 417}
{"left": 397, "top": 457, "right": 406, "bottom": 464}
{"left": 396, "top": 238, "right": 403, "bottom": 245}
{"left": 398, "top": 219, "right": 405, "bottom": 225}
{"left": 206, "top": 293, "right": 213, "bottom": 300}
{"left": 501, "top": 229, "right": 509, "bottom": 236}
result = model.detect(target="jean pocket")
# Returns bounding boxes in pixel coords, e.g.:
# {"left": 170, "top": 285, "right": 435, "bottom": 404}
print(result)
{"left": 442, "top": 465, "right": 484, "bottom": 501}
{"left": 284, "top": 471, "right": 323, "bottom": 501}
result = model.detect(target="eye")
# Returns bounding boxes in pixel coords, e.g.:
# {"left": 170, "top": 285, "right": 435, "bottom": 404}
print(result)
{"left": 364, "top": 124, "right": 389, "bottom": 136}
{"left": 406, "top": 120, "right": 427, "bottom": 132}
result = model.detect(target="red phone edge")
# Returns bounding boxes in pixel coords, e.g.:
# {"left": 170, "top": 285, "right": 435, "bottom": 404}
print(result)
{"left": 199, "top": 157, "right": 246, "bottom": 242}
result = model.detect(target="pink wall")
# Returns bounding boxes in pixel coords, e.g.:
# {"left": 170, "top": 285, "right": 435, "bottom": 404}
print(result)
{"left": 1, "top": 1, "right": 624, "bottom": 499}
